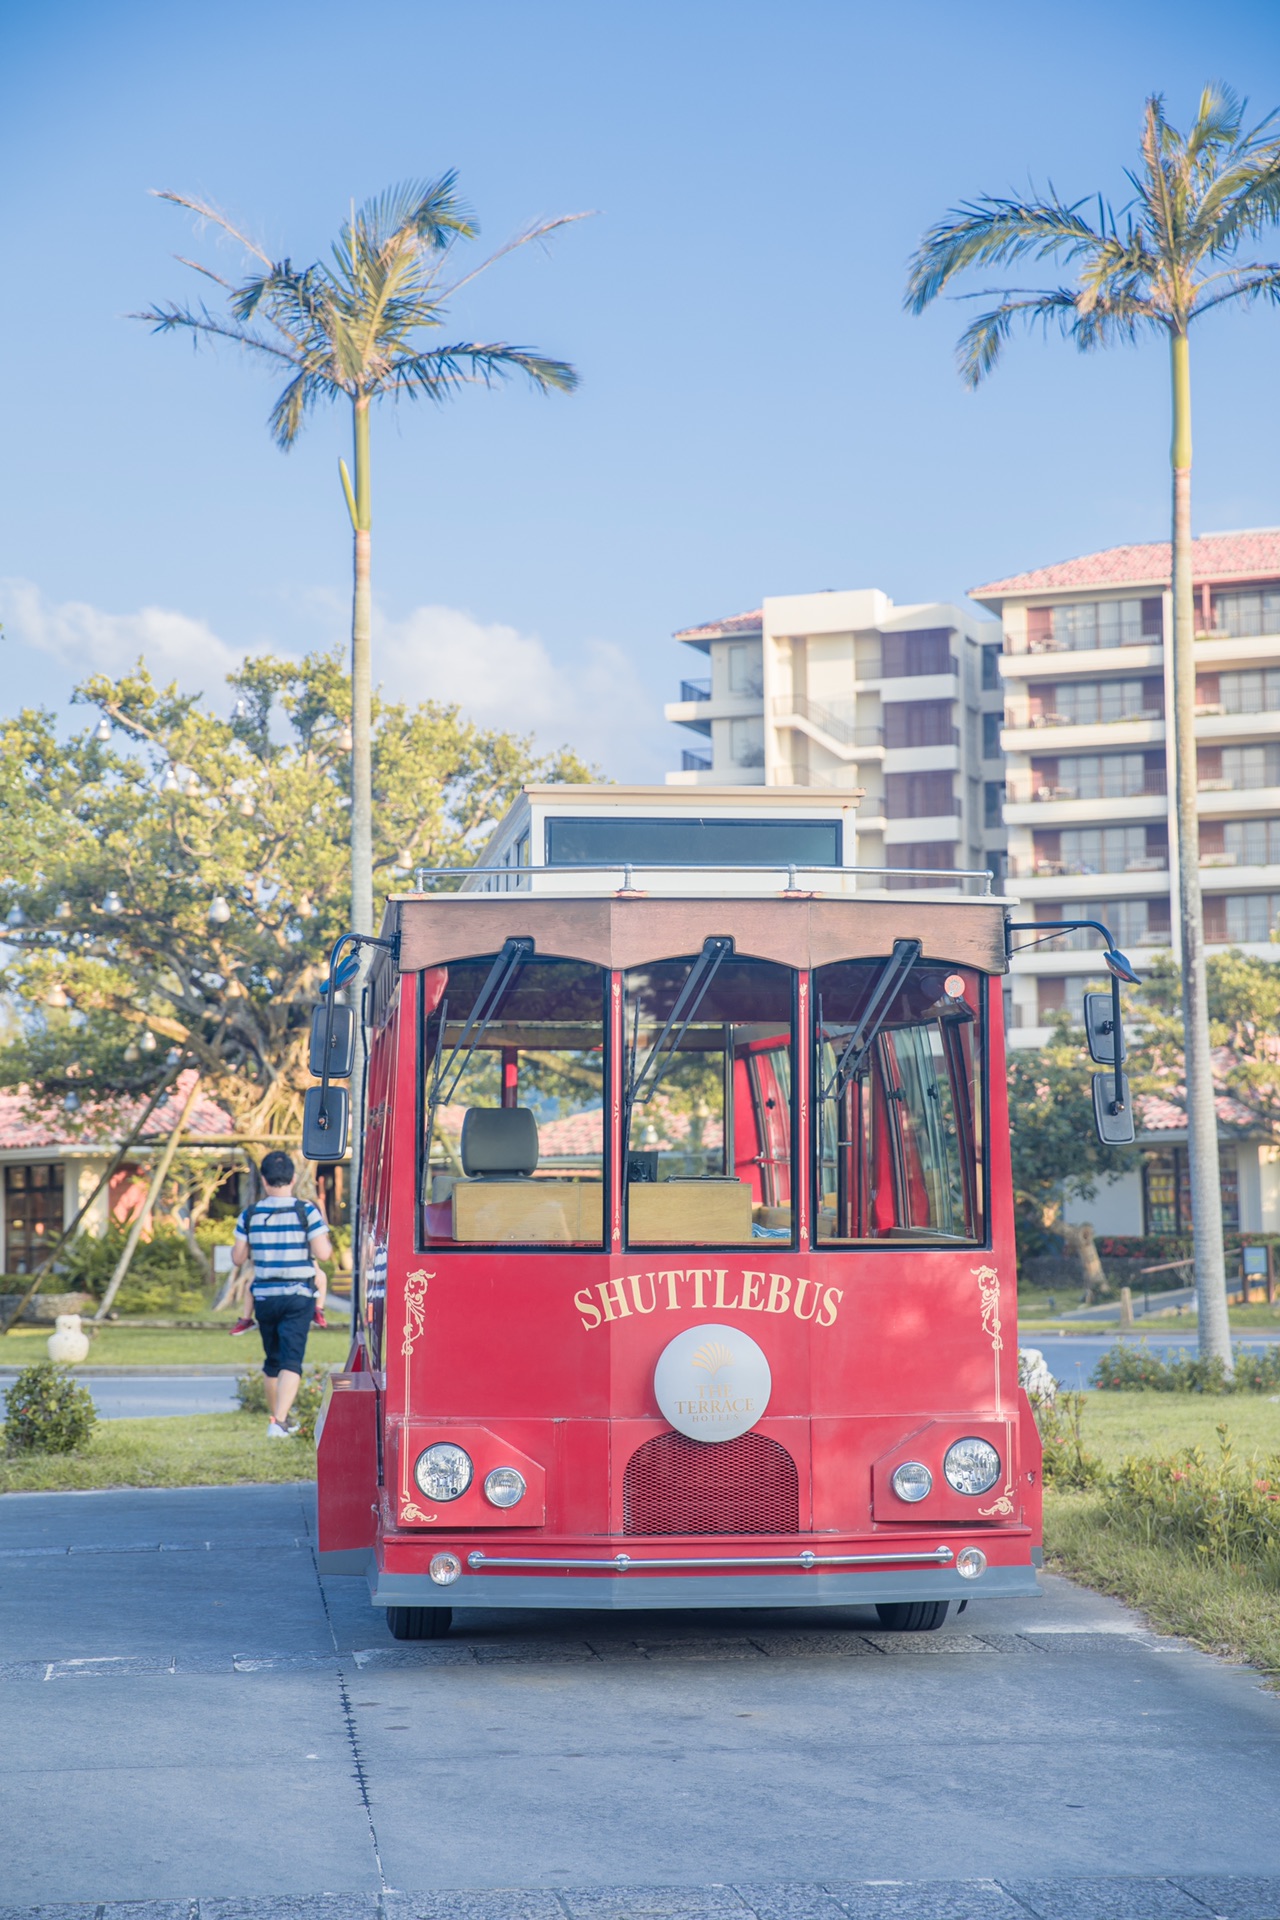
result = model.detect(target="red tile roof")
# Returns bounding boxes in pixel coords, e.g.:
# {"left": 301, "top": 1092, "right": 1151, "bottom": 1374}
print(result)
{"left": 0, "top": 1071, "right": 235, "bottom": 1153}
{"left": 674, "top": 609, "right": 763, "bottom": 642}
{"left": 972, "top": 529, "right": 1280, "bottom": 601}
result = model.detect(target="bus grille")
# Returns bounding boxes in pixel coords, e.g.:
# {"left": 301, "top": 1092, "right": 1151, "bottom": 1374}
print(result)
{"left": 623, "top": 1430, "right": 800, "bottom": 1536}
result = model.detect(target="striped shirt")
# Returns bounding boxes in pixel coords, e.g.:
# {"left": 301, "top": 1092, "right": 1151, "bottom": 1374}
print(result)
{"left": 237, "top": 1197, "right": 326, "bottom": 1298}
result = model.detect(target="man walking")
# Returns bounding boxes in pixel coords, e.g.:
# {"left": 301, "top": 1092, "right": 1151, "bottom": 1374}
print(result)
{"left": 231, "top": 1151, "right": 332, "bottom": 1438}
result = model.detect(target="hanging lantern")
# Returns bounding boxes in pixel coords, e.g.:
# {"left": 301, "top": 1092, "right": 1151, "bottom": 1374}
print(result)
{"left": 208, "top": 895, "right": 232, "bottom": 924}
{"left": 336, "top": 723, "right": 354, "bottom": 752}
{"left": 394, "top": 848, "right": 414, "bottom": 873}
{"left": 44, "top": 984, "right": 70, "bottom": 1010}
{"left": 63, "top": 1091, "right": 81, "bottom": 1113}
{"left": 232, "top": 695, "right": 250, "bottom": 722}
{"left": 160, "top": 763, "right": 179, "bottom": 793}
{"left": 183, "top": 769, "right": 201, "bottom": 797}
{"left": 165, "top": 1047, "right": 182, "bottom": 1066}
{"left": 5, "top": 904, "right": 27, "bottom": 929}
{"left": 139, "top": 1030, "right": 158, "bottom": 1053}
{"left": 123, "top": 1043, "right": 140, "bottom": 1063}
{"left": 55, "top": 901, "right": 72, "bottom": 920}
{"left": 238, "top": 795, "right": 255, "bottom": 817}
{"left": 94, "top": 714, "right": 112, "bottom": 743}
{"left": 102, "top": 890, "right": 123, "bottom": 914}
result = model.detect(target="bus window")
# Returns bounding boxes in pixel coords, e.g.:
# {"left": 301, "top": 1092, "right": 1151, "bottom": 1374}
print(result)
{"left": 421, "top": 953, "right": 606, "bottom": 1246}
{"left": 814, "top": 959, "right": 984, "bottom": 1245}
{"left": 624, "top": 950, "right": 794, "bottom": 1246}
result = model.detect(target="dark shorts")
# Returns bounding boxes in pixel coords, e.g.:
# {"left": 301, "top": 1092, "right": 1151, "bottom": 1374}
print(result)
{"left": 254, "top": 1294, "right": 314, "bottom": 1376}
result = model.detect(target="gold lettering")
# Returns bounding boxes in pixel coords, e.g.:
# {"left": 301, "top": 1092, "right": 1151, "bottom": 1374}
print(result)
{"left": 575, "top": 1288, "right": 602, "bottom": 1332}
{"left": 793, "top": 1276, "right": 820, "bottom": 1321}
{"left": 686, "top": 1270, "right": 711, "bottom": 1308}
{"left": 713, "top": 1268, "right": 741, "bottom": 1310}
{"left": 818, "top": 1285, "right": 844, "bottom": 1327}
{"left": 766, "top": 1272, "right": 792, "bottom": 1313}
{"left": 740, "top": 1271, "right": 765, "bottom": 1311}
{"left": 596, "top": 1276, "right": 633, "bottom": 1323}
{"left": 659, "top": 1270, "right": 684, "bottom": 1310}
{"left": 629, "top": 1273, "right": 658, "bottom": 1315}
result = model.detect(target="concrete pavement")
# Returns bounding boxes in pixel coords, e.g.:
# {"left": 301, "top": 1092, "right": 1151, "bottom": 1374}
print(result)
{"left": 1, "top": 1482, "right": 1278, "bottom": 1916}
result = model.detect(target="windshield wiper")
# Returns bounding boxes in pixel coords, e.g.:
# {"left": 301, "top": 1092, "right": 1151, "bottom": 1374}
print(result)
{"left": 427, "top": 936, "right": 534, "bottom": 1135}
{"left": 627, "top": 937, "right": 733, "bottom": 1111}
{"left": 820, "top": 938, "right": 922, "bottom": 1102}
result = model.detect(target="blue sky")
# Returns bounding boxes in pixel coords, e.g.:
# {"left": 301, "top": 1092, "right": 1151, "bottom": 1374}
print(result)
{"left": 3, "top": 0, "right": 1279, "bottom": 778}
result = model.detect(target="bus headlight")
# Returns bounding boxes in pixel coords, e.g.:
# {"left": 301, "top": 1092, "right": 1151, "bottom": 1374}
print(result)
{"left": 891, "top": 1461, "right": 932, "bottom": 1503}
{"left": 414, "top": 1443, "right": 473, "bottom": 1502}
{"left": 484, "top": 1467, "right": 527, "bottom": 1509}
{"left": 957, "top": 1547, "right": 987, "bottom": 1579}
{"left": 429, "top": 1552, "right": 462, "bottom": 1586}
{"left": 943, "top": 1438, "right": 1001, "bottom": 1496}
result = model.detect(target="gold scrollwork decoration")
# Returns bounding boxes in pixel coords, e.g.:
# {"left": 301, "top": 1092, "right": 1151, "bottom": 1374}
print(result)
{"left": 399, "top": 1500, "right": 437, "bottom": 1525}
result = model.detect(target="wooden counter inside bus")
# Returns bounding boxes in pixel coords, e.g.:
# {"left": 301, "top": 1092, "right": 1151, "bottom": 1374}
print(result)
{"left": 452, "top": 1177, "right": 602, "bottom": 1243}
{"left": 387, "top": 893, "right": 1009, "bottom": 975}
{"left": 629, "top": 1178, "right": 754, "bottom": 1244}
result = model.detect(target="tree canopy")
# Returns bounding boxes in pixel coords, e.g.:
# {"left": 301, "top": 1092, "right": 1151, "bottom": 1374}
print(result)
{"left": 0, "top": 653, "right": 594, "bottom": 1140}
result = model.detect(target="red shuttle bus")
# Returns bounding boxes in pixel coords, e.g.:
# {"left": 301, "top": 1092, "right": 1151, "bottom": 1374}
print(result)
{"left": 310, "top": 791, "right": 1128, "bottom": 1639}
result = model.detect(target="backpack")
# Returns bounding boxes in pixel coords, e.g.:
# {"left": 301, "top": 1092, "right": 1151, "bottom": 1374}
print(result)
{"left": 245, "top": 1199, "right": 316, "bottom": 1287}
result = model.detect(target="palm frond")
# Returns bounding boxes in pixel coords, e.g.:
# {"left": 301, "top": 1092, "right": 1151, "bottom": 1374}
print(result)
{"left": 353, "top": 174, "right": 478, "bottom": 253}
{"left": 131, "top": 303, "right": 298, "bottom": 366}
{"left": 440, "top": 212, "right": 597, "bottom": 303}
{"left": 905, "top": 196, "right": 1105, "bottom": 310}
{"left": 151, "top": 190, "right": 273, "bottom": 269}
{"left": 954, "top": 290, "right": 1080, "bottom": 386}
{"left": 1186, "top": 82, "right": 1246, "bottom": 159}
{"left": 267, "top": 369, "right": 341, "bottom": 449}
{"left": 1191, "top": 264, "right": 1280, "bottom": 316}
{"left": 385, "top": 343, "right": 580, "bottom": 400}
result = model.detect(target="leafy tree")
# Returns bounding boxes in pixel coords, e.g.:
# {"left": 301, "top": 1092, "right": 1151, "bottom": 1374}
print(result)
{"left": 1008, "top": 1014, "right": 1137, "bottom": 1264}
{"left": 1129, "top": 948, "right": 1280, "bottom": 1146}
{"left": 0, "top": 652, "right": 593, "bottom": 1141}
{"left": 138, "top": 176, "right": 587, "bottom": 939}
{"left": 906, "top": 85, "right": 1280, "bottom": 1371}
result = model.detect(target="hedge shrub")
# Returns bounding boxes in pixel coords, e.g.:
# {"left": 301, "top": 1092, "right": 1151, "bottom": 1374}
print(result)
{"left": 4, "top": 1361, "right": 98, "bottom": 1454}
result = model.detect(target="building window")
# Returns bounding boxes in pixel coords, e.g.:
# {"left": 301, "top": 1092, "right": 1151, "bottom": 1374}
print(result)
{"left": 982, "top": 712, "right": 1002, "bottom": 759}
{"left": 1027, "top": 598, "right": 1162, "bottom": 652}
{"left": 4, "top": 1163, "right": 65, "bottom": 1274}
{"left": 727, "top": 644, "right": 763, "bottom": 697}
{"left": 1027, "top": 753, "right": 1164, "bottom": 802}
{"left": 984, "top": 780, "right": 1004, "bottom": 828}
{"left": 881, "top": 629, "right": 952, "bottom": 678}
{"left": 729, "top": 717, "right": 765, "bottom": 768}
{"left": 1205, "top": 667, "right": 1280, "bottom": 714}
{"left": 1204, "top": 892, "right": 1280, "bottom": 944}
{"left": 886, "top": 843, "right": 958, "bottom": 886}
{"left": 1030, "top": 678, "right": 1163, "bottom": 726}
{"left": 1209, "top": 586, "right": 1280, "bottom": 639}
{"left": 1045, "top": 825, "right": 1166, "bottom": 876}
{"left": 982, "top": 645, "right": 1002, "bottom": 691}
{"left": 1036, "top": 898, "right": 1171, "bottom": 950}
{"left": 1211, "top": 744, "right": 1280, "bottom": 791}
{"left": 1218, "top": 819, "right": 1280, "bottom": 867}
{"left": 883, "top": 701, "right": 956, "bottom": 749}
{"left": 885, "top": 771, "right": 954, "bottom": 818}
{"left": 1143, "top": 1146, "right": 1238, "bottom": 1234}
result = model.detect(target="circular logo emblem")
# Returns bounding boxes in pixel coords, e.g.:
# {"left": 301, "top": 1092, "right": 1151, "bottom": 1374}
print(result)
{"left": 653, "top": 1323, "right": 772, "bottom": 1443}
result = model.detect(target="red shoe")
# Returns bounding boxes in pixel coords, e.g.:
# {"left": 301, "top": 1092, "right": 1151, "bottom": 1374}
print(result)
{"left": 229, "top": 1316, "right": 255, "bottom": 1336}
{"left": 313, "top": 1308, "right": 328, "bottom": 1329}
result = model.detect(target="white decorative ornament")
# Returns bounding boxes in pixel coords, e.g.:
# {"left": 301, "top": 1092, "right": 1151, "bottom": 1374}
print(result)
{"left": 653, "top": 1323, "right": 771, "bottom": 1443}
{"left": 47, "top": 1314, "right": 90, "bottom": 1365}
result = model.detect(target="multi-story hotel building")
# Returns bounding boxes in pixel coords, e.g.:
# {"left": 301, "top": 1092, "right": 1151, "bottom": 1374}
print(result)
{"left": 972, "top": 529, "right": 1280, "bottom": 1045}
{"left": 664, "top": 587, "right": 1007, "bottom": 882}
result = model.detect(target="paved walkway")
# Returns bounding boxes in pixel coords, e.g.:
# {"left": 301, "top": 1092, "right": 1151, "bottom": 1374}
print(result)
{"left": 1, "top": 1485, "right": 1278, "bottom": 1916}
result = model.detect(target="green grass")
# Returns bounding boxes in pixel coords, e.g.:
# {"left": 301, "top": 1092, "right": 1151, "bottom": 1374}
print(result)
{"left": 0, "top": 1412, "right": 317, "bottom": 1493}
{"left": 0, "top": 1323, "right": 354, "bottom": 1368}
{"left": 1044, "top": 1390, "right": 1280, "bottom": 1681}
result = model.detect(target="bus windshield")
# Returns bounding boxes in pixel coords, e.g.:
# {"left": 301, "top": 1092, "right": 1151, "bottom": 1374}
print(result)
{"left": 421, "top": 955, "right": 606, "bottom": 1247}
{"left": 814, "top": 959, "right": 984, "bottom": 1245}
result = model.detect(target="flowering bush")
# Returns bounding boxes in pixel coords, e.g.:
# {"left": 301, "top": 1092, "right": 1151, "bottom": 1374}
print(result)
{"left": 4, "top": 1361, "right": 97, "bottom": 1454}
{"left": 1111, "top": 1423, "right": 1280, "bottom": 1568}
{"left": 1091, "top": 1343, "right": 1280, "bottom": 1393}
{"left": 1029, "top": 1388, "right": 1104, "bottom": 1489}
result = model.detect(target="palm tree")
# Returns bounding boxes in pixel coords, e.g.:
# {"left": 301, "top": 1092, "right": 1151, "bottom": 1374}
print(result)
{"left": 906, "top": 86, "right": 1280, "bottom": 1372}
{"left": 139, "top": 175, "right": 586, "bottom": 938}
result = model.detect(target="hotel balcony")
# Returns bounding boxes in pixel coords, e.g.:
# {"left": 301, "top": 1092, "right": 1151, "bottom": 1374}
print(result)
{"left": 1000, "top": 642, "right": 1164, "bottom": 678}
{"left": 1002, "top": 716, "right": 1164, "bottom": 754}
{"left": 771, "top": 693, "right": 885, "bottom": 762}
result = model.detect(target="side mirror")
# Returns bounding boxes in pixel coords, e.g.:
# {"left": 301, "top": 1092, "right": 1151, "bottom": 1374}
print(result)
{"left": 1092, "top": 1071, "right": 1135, "bottom": 1145}
{"left": 1083, "top": 991, "right": 1126, "bottom": 1067}
{"left": 302, "top": 1084, "right": 349, "bottom": 1161}
{"left": 309, "top": 1004, "right": 355, "bottom": 1079}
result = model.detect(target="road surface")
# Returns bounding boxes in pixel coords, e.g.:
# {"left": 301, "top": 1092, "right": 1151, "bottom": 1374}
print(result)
{"left": 1, "top": 1482, "right": 1277, "bottom": 1916}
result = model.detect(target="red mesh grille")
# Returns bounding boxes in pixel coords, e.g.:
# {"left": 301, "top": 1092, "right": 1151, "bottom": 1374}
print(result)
{"left": 623, "top": 1430, "right": 800, "bottom": 1536}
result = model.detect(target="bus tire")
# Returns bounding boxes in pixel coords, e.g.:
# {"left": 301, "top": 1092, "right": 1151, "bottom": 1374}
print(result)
{"left": 875, "top": 1601, "right": 950, "bottom": 1632}
{"left": 386, "top": 1606, "right": 453, "bottom": 1641}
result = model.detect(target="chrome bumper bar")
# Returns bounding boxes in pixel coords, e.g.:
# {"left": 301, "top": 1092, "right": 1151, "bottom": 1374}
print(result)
{"left": 467, "top": 1546, "right": 954, "bottom": 1573}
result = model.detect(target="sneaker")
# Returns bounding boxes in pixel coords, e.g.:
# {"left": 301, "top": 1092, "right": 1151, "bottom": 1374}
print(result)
{"left": 229, "top": 1317, "right": 255, "bottom": 1336}
{"left": 313, "top": 1308, "right": 328, "bottom": 1329}
{"left": 266, "top": 1420, "right": 291, "bottom": 1439}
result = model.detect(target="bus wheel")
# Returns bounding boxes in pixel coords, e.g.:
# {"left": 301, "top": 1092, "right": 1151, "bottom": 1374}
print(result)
{"left": 386, "top": 1606, "right": 453, "bottom": 1641}
{"left": 875, "top": 1601, "right": 950, "bottom": 1632}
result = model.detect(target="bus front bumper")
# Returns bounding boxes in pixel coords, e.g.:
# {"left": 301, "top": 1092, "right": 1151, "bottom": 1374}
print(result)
{"left": 338, "top": 1539, "right": 1044, "bottom": 1610}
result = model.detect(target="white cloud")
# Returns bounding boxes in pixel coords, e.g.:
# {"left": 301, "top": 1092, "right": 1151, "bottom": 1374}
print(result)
{"left": 0, "top": 577, "right": 243, "bottom": 692}
{"left": 0, "top": 579, "right": 666, "bottom": 776}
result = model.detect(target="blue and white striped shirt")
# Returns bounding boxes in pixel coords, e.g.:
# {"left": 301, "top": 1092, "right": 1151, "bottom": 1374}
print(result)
{"left": 237, "top": 1197, "right": 327, "bottom": 1298}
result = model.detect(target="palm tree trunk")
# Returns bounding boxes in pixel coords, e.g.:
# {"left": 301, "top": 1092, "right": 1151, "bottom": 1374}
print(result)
{"left": 1169, "top": 328, "right": 1232, "bottom": 1374}
{"left": 350, "top": 397, "right": 374, "bottom": 938}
